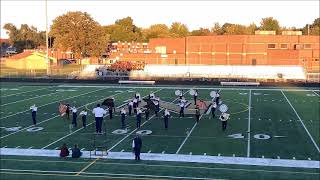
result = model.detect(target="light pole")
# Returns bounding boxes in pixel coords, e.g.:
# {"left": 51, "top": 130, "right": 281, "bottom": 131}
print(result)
{"left": 45, "top": 0, "right": 50, "bottom": 75}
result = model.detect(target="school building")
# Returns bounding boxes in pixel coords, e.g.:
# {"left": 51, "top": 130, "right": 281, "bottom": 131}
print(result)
{"left": 108, "top": 33, "right": 319, "bottom": 80}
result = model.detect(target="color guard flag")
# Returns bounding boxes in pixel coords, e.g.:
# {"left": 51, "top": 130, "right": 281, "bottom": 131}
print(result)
{"left": 59, "top": 103, "right": 67, "bottom": 116}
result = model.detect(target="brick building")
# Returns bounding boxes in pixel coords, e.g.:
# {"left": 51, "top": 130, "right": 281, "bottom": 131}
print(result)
{"left": 109, "top": 34, "right": 320, "bottom": 74}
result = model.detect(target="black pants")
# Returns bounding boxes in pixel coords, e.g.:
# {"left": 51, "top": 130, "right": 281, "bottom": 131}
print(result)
{"left": 95, "top": 117, "right": 103, "bottom": 133}
{"left": 164, "top": 117, "right": 168, "bottom": 129}
{"left": 196, "top": 115, "right": 200, "bottom": 123}
{"left": 121, "top": 115, "right": 126, "bottom": 129}
{"left": 136, "top": 118, "right": 141, "bottom": 128}
{"left": 194, "top": 96, "right": 197, "bottom": 105}
{"left": 32, "top": 111, "right": 36, "bottom": 125}
{"left": 129, "top": 107, "right": 132, "bottom": 116}
{"left": 216, "top": 97, "right": 220, "bottom": 104}
{"left": 66, "top": 111, "right": 70, "bottom": 119}
{"left": 72, "top": 113, "right": 77, "bottom": 127}
{"left": 109, "top": 110, "right": 113, "bottom": 119}
{"left": 133, "top": 104, "right": 137, "bottom": 114}
{"left": 82, "top": 116, "right": 86, "bottom": 128}
{"left": 222, "top": 121, "right": 227, "bottom": 131}
{"left": 211, "top": 108, "right": 216, "bottom": 118}
{"left": 179, "top": 108, "right": 184, "bottom": 117}
{"left": 134, "top": 148, "right": 141, "bottom": 160}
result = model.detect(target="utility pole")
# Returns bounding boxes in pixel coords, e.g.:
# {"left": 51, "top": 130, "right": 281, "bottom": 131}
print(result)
{"left": 45, "top": 0, "right": 50, "bottom": 75}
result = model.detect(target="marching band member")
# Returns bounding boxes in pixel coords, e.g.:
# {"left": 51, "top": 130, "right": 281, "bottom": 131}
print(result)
{"left": 128, "top": 101, "right": 133, "bottom": 116}
{"left": 164, "top": 108, "right": 170, "bottom": 129}
{"left": 133, "top": 97, "right": 138, "bottom": 114}
{"left": 216, "top": 91, "right": 220, "bottom": 104}
{"left": 136, "top": 108, "right": 142, "bottom": 128}
{"left": 195, "top": 105, "right": 200, "bottom": 123}
{"left": 179, "top": 101, "right": 185, "bottom": 117}
{"left": 71, "top": 106, "right": 77, "bottom": 127}
{"left": 66, "top": 104, "right": 70, "bottom": 120}
{"left": 79, "top": 109, "right": 87, "bottom": 128}
{"left": 219, "top": 112, "right": 230, "bottom": 131}
{"left": 193, "top": 90, "right": 198, "bottom": 105}
{"left": 92, "top": 104, "right": 107, "bottom": 134}
{"left": 30, "top": 104, "right": 38, "bottom": 126}
{"left": 108, "top": 105, "right": 113, "bottom": 119}
{"left": 211, "top": 102, "right": 217, "bottom": 119}
{"left": 120, "top": 108, "right": 126, "bottom": 129}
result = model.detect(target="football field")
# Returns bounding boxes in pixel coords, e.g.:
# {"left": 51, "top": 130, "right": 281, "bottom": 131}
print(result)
{"left": 0, "top": 82, "right": 319, "bottom": 180}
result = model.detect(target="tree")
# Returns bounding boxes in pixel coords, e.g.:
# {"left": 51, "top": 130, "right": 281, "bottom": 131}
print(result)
{"left": 105, "top": 17, "right": 143, "bottom": 42}
{"left": 143, "top": 24, "right": 171, "bottom": 41}
{"left": 3, "top": 23, "right": 45, "bottom": 53}
{"left": 190, "top": 28, "right": 213, "bottom": 36}
{"left": 245, "top": 23, "right": 258, "bottom": 35}
{"left": 259, "top": 17, "right": 281, "bottom": 34}
{"left": 302, "top": 18, "right": 320, "bottom": 35}
{"left": 169, "top": 22, "right": 189, "bottom": 37}
{"left": 50, "top": 11, "right": 109, "bottom": 58}
{"left": 211, "top": 22, "right": 223, "bottom": 35}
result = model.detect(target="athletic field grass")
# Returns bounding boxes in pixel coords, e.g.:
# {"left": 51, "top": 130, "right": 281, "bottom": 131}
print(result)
{"left": 0, "top": 82, "right": 319, "bottom": 180}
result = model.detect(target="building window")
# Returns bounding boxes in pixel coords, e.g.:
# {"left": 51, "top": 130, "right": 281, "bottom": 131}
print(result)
{"left": 267, "top": 44, "right": 276, "bottom": 49}
{"left": 280, "top": 44, "right": 288, "bottom": 49}
{"left": 304, "top": 44, "right": 311, "bottom": 49}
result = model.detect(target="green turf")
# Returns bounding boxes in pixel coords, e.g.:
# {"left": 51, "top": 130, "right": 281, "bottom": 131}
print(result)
{"left": 0, "top": 82, "right": 319, "bottom": 180}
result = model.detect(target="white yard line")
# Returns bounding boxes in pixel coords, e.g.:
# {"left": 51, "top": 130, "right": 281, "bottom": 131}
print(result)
{"left": 0, "top": 88, "right": 107, "bottom": 120}
{"left": 1, "top": 87, "right": 50, "bottom": 98}
{"left": 1, "top": 91, "right": 62, "bottom": 106}
{"left": 176, "top": 114, "right": 204, "bottom": 154}
{"left": 41, "top": 122, "right": 95, "bottom": 149}
{"left": 247, "top": 90, "right": 251, "bottom": 158}
{"left": 281, "top": 91, "right": 320, "bottom": 153}
{"left": 1, "top": 148, "right": 319, "bottom": 169}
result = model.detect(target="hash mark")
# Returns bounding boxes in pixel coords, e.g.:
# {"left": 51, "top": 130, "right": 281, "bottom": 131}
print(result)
{"left": 28, "top": 146, "right": 33, "bottom": 149}
{"left": 218, "top": 153, "right": 221, "bottom": 156}
{"left": 147, "top": 150, "right": 151, "bottom": 153}
{"left": 81, "top": 148, "right": 85, "bottom": 151}
{"left": 15, "top": 146, "right": 20, "bottom": 148}
{"left": 54, "top": 147, "right": 59, "bottom": 150}
{"left": 308, "top": 158, "right": 311, "bottom": 160}
{"left": 120, "top": 149, "right": 124, "bottom": 152}
{"left": 162, "top": 151, "right": 165, "bottom": 154}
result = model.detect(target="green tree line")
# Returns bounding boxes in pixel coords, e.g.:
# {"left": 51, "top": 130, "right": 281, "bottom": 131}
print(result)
{"left": 3, "top": 11, "right": 319, "bottom": 56}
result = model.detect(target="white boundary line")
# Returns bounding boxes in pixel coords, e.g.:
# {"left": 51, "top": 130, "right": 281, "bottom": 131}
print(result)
{"left": 0, "top": 87, "right": 107, "bottom": 120}
{"left": 176, "top": 114, "right": 204, "bottom": 154}
{"left": 0, "top": 169, "right": 219, "bottom": 180}
{"left": 1, "top": 158, "right": 318, "bottom": 175}
{"left": 108, "top": 89, "right": 184, "bottom": 152}
{"left": 1, "top": 91, "right": 62, "bottom": 106}
{"left": 58, "top": 84, "right": 320, "bottom": 92}
{"left": 1, "top": 148, "right": 319, "bottom": 169}
{"left": 281, "top": 90, "right": 320, "bottom": 153}
{"left": 41, "top": 90, "right": 134, "bottom": 149}
{"left": 247, "top": 90, "right": 251, "bottom": 157}
{"left": 1, "top": 87, "right": 51, "bottom": 98}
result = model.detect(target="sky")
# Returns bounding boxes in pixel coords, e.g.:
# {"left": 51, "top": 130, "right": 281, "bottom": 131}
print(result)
{"left": 1, "top": 0, "right": 319, "bottom": 39}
